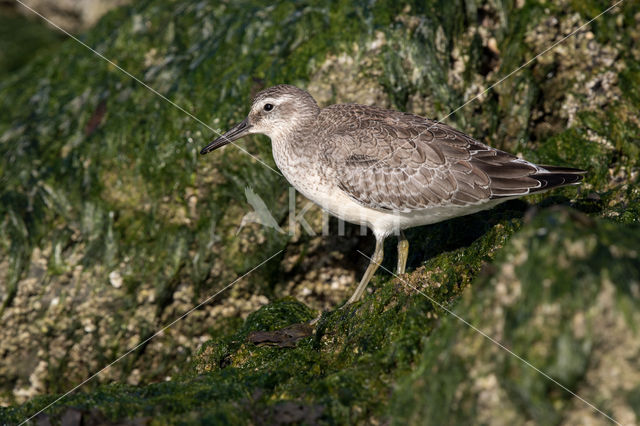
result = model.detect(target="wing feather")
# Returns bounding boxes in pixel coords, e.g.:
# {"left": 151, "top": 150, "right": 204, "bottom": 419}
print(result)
{"left": 318, "top": 105, "right": 583, "bottom": 211}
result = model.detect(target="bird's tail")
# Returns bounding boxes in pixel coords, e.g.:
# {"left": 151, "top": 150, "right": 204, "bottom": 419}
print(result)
{"left": 529, "top": 165, "right": 586, "bottom": 193}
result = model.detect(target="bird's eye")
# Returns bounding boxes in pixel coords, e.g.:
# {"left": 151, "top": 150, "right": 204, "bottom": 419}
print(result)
{"left": 263, "top": 103, "right": 274, "bottom": 111}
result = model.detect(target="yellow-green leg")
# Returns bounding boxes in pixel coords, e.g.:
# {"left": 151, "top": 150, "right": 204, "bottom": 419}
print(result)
{"left": 397, "top": 231, "right": 409, "bottom": 275}
{"left": 344, "top": 236, "right": 385, "bottom": 306}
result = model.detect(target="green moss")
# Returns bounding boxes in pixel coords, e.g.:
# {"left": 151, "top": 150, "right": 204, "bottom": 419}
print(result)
{"left": 9, "top": 206, "right": 637, "bottom": 424}
{"left": 0, "top": 11, "right": 64, "bottom": 79}
{"left": 2, "top": 0, "right": 640, "bottom": 423}
{"left": 1, "top": 0, "right": 430, "bottom": 394}
{"left": 0, "top": 206, "right": 531, "bottom": 424}
{"left": 391, "top": 209, "right": 640, "bottom": 424}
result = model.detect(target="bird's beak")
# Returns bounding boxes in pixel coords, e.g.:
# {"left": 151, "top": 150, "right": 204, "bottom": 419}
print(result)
{"left": 200, "top": 118, "right": 252, "bottom": 155}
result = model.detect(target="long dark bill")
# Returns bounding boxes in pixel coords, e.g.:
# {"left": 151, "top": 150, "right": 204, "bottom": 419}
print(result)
{"left": 200, "top": 118, "right": 251, "bottom": 155}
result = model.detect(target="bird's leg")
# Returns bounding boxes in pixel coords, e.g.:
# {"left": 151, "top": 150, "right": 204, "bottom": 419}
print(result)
{"left": 397, "top": 231, "right": 409, "bottom": 275}
{"left": 344, "top": 236, "right": 385, "bottom": 306}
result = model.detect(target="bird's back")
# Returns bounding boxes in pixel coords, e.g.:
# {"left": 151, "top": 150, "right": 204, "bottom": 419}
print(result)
{"left": 315, "top": 103, "right": 584, "bottom": 213}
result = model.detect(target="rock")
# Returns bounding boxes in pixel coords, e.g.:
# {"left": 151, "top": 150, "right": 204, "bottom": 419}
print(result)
{"left": 0, "top": 0, "right": 639, "bottom": 423}
{"left": 11, "top": 0, "right": 132, "bottom": 33}
{"left": 391, "top": 209, "right": 640, "bottom": 425}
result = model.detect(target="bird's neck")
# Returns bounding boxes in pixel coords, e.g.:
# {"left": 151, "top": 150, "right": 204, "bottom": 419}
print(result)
{"left": 270, "top": 119, "right": 319, "bottom": 170}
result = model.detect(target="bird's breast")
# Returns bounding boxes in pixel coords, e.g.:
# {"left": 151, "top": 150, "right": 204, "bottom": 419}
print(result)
{"left": 272, "top": 141, "right": 329, "bottom": 199}
{"left": 271, "top": 141, "right": 384, "bottom": 232}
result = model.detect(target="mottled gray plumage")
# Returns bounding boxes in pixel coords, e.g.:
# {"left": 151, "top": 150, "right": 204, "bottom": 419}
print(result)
{"left": 317, "top": 103, "right": 582, "bottom": 212}
{"left": 201, "top": 84, "right": 585, "bottom": 305}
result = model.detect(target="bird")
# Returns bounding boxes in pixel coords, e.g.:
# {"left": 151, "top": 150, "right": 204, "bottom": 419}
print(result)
{"left": 200, "top": 84, "right": 584, "bottom": 306}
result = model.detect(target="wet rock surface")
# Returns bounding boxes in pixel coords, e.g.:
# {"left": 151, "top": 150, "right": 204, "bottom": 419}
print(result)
{"left": 1, "top": 0, "right": 639, "bottom": 424}
{"left": 392, "top": 209, "right": 640, "bottom": 425}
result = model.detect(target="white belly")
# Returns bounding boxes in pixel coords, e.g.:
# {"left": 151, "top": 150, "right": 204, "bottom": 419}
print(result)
{"left": 278, "top": 160, "right": 506, "bottom": 238}
{"left": 272, "top": 144, "right": 507, "bottom": 238}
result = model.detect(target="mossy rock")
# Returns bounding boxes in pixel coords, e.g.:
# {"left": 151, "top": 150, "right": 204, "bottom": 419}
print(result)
{"left": 1, "top": 0, "right": 640, "bottom": 423}
{"left": 391, "top": 208, "right": 640, "bottom": 425}
{"left": 4, "top": 209, "right": 639, "bottom": 424}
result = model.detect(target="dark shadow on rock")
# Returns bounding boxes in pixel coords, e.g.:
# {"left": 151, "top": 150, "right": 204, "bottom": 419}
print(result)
{"left": 398, "top": 199, "right": 530, "bottom": 274}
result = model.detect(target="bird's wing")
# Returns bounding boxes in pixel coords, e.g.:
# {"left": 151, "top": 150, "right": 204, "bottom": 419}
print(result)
{"left": 319, "top": 104, "right": 570, "bottom": 213}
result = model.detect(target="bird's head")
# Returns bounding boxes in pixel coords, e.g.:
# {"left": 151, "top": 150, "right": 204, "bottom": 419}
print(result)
{"left": 200, "top": 84, "right": 320, "bottom": 155}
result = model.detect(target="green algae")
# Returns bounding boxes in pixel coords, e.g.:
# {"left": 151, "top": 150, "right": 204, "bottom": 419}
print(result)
{"left": 1, "top": 0, "right": 640, "bottom": 423}
{"left": 0, "top": 207, "right": 568, "bottom": 424}
{"left": 391, "top": 209, "right": 640, "bottom": 425}
{"left": 0, "top": 0, "right": 409, "bottom": 398}
{"left": 6, "top": 207, "right": 638, "bottom": 424}
{"left": 0, "top": 11, "right": 63, "bottom": 79}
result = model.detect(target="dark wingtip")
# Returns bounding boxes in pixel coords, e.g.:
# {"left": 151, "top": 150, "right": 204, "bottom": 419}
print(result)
{"left": 489, "top": 166, "right": 587, "bottom": 199}
{"left": 531, "top": 170, "right": 585, "bottom": 191}
{"left": 538, "top": 165, "right": 587, "bottom": 175}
